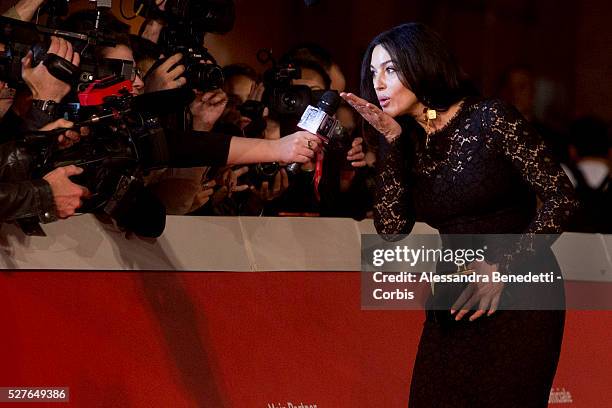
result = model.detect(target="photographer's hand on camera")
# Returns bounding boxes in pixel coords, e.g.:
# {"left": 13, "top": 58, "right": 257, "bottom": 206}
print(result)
{"left": 39, "top": 119, "right": 87, "bottom": 149}
{"left": 43, "top": 165, "right": 90, "bottom": 218}
{"left": 143, "top": 53, "right": 187, "bottom": 93}
{"left": 251, "top": 168, "right": 289, "bottom": 202}
{"left": 191, "top": 89, "right": 228, "bottom": 131}
{"left": 218, "top": 166, "right": 249, "bottom": 198}
{"left": 22, "top": 36, "right": 79, "bottom": 104}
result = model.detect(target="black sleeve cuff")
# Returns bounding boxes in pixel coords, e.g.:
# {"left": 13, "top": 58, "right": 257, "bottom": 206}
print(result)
{"left": 167, "top": 130, "right": 233, "bottom": 167}
{"left": 33, "top": 179, "right": 58, "bottom": 223}
{"left": 24, "top": 106, "right": 55, "bottom": 131}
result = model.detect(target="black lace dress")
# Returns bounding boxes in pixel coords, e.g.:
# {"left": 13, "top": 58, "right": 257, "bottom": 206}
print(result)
{"left": 374, "top": 98, "right": 578, "bottom": 408}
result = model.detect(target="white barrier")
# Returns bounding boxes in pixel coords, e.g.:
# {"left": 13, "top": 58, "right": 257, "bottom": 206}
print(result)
{"left": 0, "top": 215, "right": 609, "bottom": 281}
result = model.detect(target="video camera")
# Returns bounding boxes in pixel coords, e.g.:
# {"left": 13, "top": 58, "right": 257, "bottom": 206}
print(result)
{"left": 0, "top": 13, "right": 195, "bottom": 237}
{"left": 257, "top": 49, "right": 325, "bottom": 119}
{"left": 0, "top": 15, "right": 120, "bottom": 88}
{"left": 20, "top": 81, "right": 195, "bottom": 237}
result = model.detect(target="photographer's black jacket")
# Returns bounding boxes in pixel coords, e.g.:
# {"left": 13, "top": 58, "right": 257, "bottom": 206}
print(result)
{"left": 0, "top": 141, "right": 56, "bottom": 223}
{"left": 0, "top": 107, "right": 55, "bottom": 144}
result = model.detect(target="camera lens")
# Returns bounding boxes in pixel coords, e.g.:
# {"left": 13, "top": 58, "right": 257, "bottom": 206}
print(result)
{"left": 257, "top": 162, "right": 279, "bottom": 178}
{"left": 282, "top": 93, "right": 298, "bottom": 108}
{"left": 189, "top": 63, "right": 224, "bottom": 92}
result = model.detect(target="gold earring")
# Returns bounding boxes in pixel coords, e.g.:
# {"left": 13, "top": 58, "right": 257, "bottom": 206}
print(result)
{"left": 424, "top": 108, "right": 437, "bottom": 147}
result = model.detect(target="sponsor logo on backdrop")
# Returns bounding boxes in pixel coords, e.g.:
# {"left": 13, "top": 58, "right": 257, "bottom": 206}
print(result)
{"left": 549, "top": 387, "right": 573, "bottom": 404}
{"left": 267, "top": 402, "right": 318, "bottom": 408}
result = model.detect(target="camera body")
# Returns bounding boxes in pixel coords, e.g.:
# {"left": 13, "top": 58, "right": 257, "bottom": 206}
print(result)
{"left": 262, "top": 62, "right": 313, "bottom": 117}
{"left": 156, "top": 31, "right": 224, "bottom": 93}
{"left": 134, "top": 0, "right": 235, "bottom": 34}
{"left": 145, "top": 0, "right": 235, "bottom": 92}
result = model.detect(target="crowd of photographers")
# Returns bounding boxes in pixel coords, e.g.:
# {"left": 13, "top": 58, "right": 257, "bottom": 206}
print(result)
{"left": 0, "top": 0, "right": 373, "bottom": 236}
{"left": 2, "top": 0, "right": 609, "bottom": 237}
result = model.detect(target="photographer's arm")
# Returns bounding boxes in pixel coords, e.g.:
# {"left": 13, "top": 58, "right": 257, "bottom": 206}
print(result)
{"left": 2, "top": 0, "right": 44, "bottom": 21}
{"left": 139, "top": 0, "right": 166, "bottom": 43}
{"left": 0, "top": 166, "right": 88, "bottom": 222}
{"left": 20, "top": 36, "right": 80, "bottom": 129}
{"left": 0, "top": 140, "right": 87, "bottom": 221}
{"left": 22, "top": 36, "right": 79, "bottom": 103}
{"left": 0, "top": 179, "right": 56, "bottom": 222}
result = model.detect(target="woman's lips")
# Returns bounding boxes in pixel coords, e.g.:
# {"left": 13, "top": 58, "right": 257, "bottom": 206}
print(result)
{"left": 378, "top": 97, "right": 390, "bottom": 108}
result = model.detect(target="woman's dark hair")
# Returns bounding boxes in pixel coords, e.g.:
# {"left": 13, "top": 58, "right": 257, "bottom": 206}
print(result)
{"left": 360, "top": 22, "right": 475, "bottom": 112}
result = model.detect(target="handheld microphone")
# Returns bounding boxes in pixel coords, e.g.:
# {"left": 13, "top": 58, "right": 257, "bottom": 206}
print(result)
{"left": 294, "top": 91, "right": 354, "bottom": 200}
{"left": 297, "top": 90, "right": 343, "bottom": 144}
{"left": 298, "top": 90, "right": 354, "bottom": 156}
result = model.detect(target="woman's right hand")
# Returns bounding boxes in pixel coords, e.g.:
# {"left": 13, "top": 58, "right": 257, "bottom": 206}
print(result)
{"left": 340, "top": 92, "right": 402, "bottom": 143}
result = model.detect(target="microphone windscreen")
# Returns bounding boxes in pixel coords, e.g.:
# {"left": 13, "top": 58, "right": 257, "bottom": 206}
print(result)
{"left": 316, "top": 90, "right": 341, "bottom": 115}
{"left": 131, "top": 88, "right": 196, "bottom": 115}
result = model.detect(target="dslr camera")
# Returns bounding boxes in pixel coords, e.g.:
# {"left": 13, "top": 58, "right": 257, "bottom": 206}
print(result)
{"left": 136, "top": 0, "right": 235, "bottom": 92}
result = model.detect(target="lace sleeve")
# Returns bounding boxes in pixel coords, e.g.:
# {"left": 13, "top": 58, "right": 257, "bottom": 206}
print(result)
{"left": 482, "top": 100, "right": 579, "bottom": 272}
{"left": 373, "top": 135, "right": 416, "bottom": 237}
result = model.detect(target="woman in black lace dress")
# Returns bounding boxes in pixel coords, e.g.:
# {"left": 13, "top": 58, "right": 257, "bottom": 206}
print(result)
{"left": 341, "top": 23, "right": 578, "bottom": 407}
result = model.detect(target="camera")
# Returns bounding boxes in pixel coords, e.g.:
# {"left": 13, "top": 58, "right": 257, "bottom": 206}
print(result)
{"left": 138, "top": 0, "right": 235, "bottom": 92}
{"left": 260, "top": 61, "right": 325, "bottom": 119}
{"left": 262, "top": 62, "right": 309, "bottom": 117}
{"left": 0, "top": 15, "right": 119, "bottom": 87}
{"left": 21, "top": 83, "right": 191, "bottom": 236}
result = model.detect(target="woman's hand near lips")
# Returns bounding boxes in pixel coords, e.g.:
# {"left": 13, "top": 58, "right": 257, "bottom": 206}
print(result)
{"left": 340, "top": 92, "right": 402, "bottom": 143}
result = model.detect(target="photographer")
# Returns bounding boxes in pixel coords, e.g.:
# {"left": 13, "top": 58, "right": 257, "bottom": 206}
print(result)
{"left": 147, "top": 85, "right": 229, "bottom": 214}
{"left": 191, "top": 64, "right": 288, "bottom": 216}
{"left": 258, "top": 58, "right": 366, "bottom": 217}
{"left": 0, "top": 33, "right": 89, "bottom": 222}
{"left": 0, "top": 116, "right": 89, "bottom": 222}
{"left": 0, "top": 36, "right": 79, "bottom": 138}
{"left": 133, "top": 0, "right": 323, "bottom": 168}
